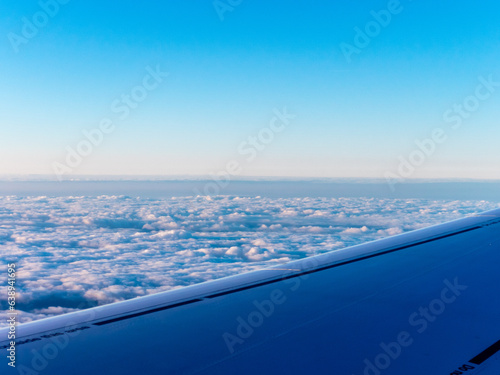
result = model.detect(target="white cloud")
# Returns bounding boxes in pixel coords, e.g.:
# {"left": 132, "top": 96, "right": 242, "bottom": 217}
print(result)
{"left": 341, "top": 226, "right": 369, "bottom": 235}
{"left": 0, "top": 195, "right": 497, "bottom": 326}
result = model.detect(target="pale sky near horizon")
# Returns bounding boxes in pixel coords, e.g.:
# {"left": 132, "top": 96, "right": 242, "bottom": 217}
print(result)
{"left": 1, "top": 1, "right": 499, "bottom": 180}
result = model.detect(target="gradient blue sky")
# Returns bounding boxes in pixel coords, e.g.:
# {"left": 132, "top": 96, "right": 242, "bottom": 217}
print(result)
{"left": 1, "top": 0, "right": 499, "bottom": 179}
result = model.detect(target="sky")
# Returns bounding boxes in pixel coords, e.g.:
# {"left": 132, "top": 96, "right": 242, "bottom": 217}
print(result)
{"left": 1, "top": 0, "right": 499, "bottom": 180}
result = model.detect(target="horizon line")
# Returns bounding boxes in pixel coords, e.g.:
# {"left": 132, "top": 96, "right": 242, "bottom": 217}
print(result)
{"left": 0, "top": 175, "right": 500, "bottom": 184}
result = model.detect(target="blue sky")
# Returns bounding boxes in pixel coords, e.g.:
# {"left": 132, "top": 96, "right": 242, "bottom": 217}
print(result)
{"left": 1, "top": 0, "right": 499, "bottom": 179}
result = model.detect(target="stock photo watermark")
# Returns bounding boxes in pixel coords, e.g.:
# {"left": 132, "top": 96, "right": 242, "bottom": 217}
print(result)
{"left": 358, "top": 278, "right": 467, "bottom": 375}
{"left": 51, "top": 64, "right": 168, "bottom": 180}
{"left": 340, "top": 0, "right": 407, "bottom": 63}
{"left": 213, "top": 0, "right": 243, "bottom": 21}
{"left": 223, "top": 288, "right": 287, "bottom": 353}
{"left": 6, "top": 264, "right": 17, "bottom": 368}
{"left": 11, "top": 323, "right": 92, "bottom": 375}
{"left": 1, "top": 263, "right": 96, "bottom": 373}
{"left": 222, "top": 257, "right": 319, "bottom": 354}
{"left": 385, "top": 74, "right": 500, "bottom": 191}
{"left": 193, "top": 107, "right": 296, "bottom": 196}
{"left": 7, "top": 0, "right": 71, "bottom": 54}
{"left": 1, "top": 300, "right": 96, "bottom": 374}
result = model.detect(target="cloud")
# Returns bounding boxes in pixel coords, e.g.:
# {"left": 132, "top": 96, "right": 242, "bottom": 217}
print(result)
{"left": 0, "top": 195, "right": 497, "bottom": 326}
{"left": 340, "top": 226, "right": 369, "bottom": 235}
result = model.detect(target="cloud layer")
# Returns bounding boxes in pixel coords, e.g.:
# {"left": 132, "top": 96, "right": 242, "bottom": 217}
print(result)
{"left": 0, "top": 195, "right": 497, "bottom": 326}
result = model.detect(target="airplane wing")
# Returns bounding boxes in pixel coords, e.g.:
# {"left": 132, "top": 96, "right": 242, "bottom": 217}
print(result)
{"left": 2, "top": 208, "right": 500, "bottom": 374}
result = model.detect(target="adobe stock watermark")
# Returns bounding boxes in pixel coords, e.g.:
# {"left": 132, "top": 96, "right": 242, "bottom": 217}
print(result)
{"left": 7, "top": 0, "right": 71, "bottom": 54}
{"left": 340, "top": 0, "right": 407, "bottom": 63}
{"left": 358, "top": 278, "right": 467, "bottom": 375}
{"left": 385, "top": 74, "right": 500, "bottom": 192}
{"left": 213, "top": 0, "right": 243, "bottom": 21}
{"left": 0, "top": 301, "right": 97, "bottom": 375}
{"left": 193, "top": 107, "right": 296, "bottom": 196}
{"left": 6, "top": 263, "right": 17, "bottom": 369}
{"left": 51, "top": 65, "right": 168, "bottom": 181}
{"left": 223, "top": 288, "right": 287, "bottom": 353}
{"left": 223, "top": 256, "right": 319, "bottom": 354}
